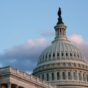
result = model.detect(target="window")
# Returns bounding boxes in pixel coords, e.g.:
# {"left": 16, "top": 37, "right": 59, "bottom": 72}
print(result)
{"left": 83, "top": 73, "right": 86, "bottom": 81}
{"left": 78, "top": 54, "right": 79, "bottom": 58}
{"left": 53, "top": 53, "right": 55, "bottom": 57}
{"left": 52, "top": 73, "right": 54, "bottom": 80}
{"left": 57, "top": 53, "right": 59, "bottom": 56}
{"left": 68, "top": 72, "right": 72, "bottom": 80}
{"left": 66, "top": 53, "right": 68, "bottom": 56}
{"left": 74, "top": 63, "right": 76, "bottom": 67}
{"left": 74, "top": 53, "right": 76, "bottom": 56}
{"left": 73, "top": 72, "right": 77, "bottom": 80}
{"left": 49, "top": 54, "right": 51, "bottom": 58}
{"left": 46, "top": 54, "right": 47, "bottom": 59}
{"left": 62, "top": 72, "right": 66, "bottom": 80}
{"left": 79, "top": 73, "right": 82, "bottom": 80}
{"left": 60, "top": 29, "right": 61, "bottom": 33}
{"left": 70, "top": 53, "right": 72, "bottom": 56}
{"left": 62, "top": 53, "right": 64, "bottom": 56}
{"left": 57, "top": 72, "right": 60, "bottom": 80}
{"left": 42, "top": 74, "right": 44, "bottom": 80}
{"left": 87, "top": 75, "right": 88, "bottom": 82}
{"left": 43, "top": 55, "right": 44, "bottom": 59}
{"left": 63, "top": 63, "right": 66, "bottom": 66}
{"left": 46, "top": 73, "right": 49, "bottom": 81}
{"left": 68, "top": 63, "right": 71, "bottom": 66}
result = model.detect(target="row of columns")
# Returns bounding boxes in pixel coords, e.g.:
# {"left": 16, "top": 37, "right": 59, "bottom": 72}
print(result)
{"left": 39, "top": 70, "right": 88, "bottom": 82}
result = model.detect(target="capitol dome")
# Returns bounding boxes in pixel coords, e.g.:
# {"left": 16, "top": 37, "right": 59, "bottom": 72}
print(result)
{"left": 33, "top": 8, "right": 88, "bottom": 88}
{"left": 37, "top": 35, "right": 84, "bottom": 66}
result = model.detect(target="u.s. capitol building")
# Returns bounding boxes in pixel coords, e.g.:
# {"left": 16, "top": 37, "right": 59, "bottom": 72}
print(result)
{"left": 33, "top": 8, "right": 88, "bottom": 88}
{"left": 0, "top": 7, "right": 88, "bottom": 88}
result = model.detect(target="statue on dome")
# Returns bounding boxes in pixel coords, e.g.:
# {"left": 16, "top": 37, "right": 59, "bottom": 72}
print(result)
{"left": 58, "top": 7, "right": 61, "bottom": 18}
{"left": 57, "top": 7, "right": 63, "bottom": 24}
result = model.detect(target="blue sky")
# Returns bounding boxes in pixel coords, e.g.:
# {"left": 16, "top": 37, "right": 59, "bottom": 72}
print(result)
{"left": 0, "top": 0, "right": 88, "bottom": 72}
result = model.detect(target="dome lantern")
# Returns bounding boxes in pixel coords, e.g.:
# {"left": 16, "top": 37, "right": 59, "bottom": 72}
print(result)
{"left": 54, "top": 7, "right": 67, "bottom": 42}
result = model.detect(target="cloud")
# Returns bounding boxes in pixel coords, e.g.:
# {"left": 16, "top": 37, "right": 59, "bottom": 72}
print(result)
{"left": 69, "top": 34, "right": 88, "bottom": 60}
{"left": 69, "top": 34, "right": 84, "bottom": 44}
{"left": 0, "top": 38, "right": 50, "bottom": 72}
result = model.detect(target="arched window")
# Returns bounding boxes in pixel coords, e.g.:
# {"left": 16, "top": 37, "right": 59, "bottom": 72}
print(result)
{"left": 57, "top": 72, "right": 60, "bottom": 80}
{"left": 62, "top": 72, "right": 66, "bottom": 80}
{"left": 68, "top": 72, "right": 72, "bottom": 80}
{"left": 52, "top": 73, "right": 54, "bottom": 80}
{"left": 46, "top": 73, "right": 49, "bottom": 81}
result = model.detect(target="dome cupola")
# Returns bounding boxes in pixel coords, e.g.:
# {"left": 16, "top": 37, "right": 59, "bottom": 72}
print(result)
{"left": 54, "top": 7, "right": 67, "bottom": 41}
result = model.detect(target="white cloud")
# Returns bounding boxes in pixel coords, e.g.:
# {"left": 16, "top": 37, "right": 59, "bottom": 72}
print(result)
{"left": 0, "top": 38, "right": 49, "bottom": 72}
{"left": 69, "top": 34, "right": 88, "bottom": 59}
{"left": 69, "top": 34, "right": 84, "bottom": 44}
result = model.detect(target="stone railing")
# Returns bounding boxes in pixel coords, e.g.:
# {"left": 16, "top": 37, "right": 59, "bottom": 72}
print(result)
{"left": 0, "top": 66, "right": 54, "bottom": 88}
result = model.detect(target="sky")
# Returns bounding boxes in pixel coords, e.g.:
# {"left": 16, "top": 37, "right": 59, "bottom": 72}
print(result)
{"left": 0, "top": 0, "right": 88, "bottom": 72}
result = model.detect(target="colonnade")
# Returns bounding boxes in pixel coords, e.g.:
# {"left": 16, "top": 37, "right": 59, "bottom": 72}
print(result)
{"left": 40, "top": 70, "right": 88, "bottom": 82}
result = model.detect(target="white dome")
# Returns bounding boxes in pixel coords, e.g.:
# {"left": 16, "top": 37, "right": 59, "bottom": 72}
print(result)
{"left": 38, "top": 39, "right": 84, "bottom": 66}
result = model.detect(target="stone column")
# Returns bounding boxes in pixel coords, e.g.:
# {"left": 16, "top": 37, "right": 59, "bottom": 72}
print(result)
{"left": 71, "top": 70, "right": 73, "bottom": 80}
{"left": 76, "top": 71, "right": 79, "bottom": 81}
{"left": 44, "top": 73, "right": 46, "bottom": 81}
{"left": 49, "top": 72, "right": 52, "bottom": 81}
{"left": 60, "top": 71, "right": 62, "bottom": 80}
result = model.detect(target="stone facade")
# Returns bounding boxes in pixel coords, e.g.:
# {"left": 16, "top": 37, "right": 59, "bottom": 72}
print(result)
{"left": 0, "top": 66, "right": 54, "bottom": 88}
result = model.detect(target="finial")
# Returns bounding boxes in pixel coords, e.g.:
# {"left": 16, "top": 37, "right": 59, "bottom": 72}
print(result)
{"left": 57, "top": 7, "right": 63, "bottom": 24}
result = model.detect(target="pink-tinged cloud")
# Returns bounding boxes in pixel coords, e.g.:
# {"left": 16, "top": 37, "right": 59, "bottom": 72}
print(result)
{"left": 69, "top": 34, "right": 88, "bottom": 60}
{"left": 69, "top": 34, "right": 84, "bottom": 45}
